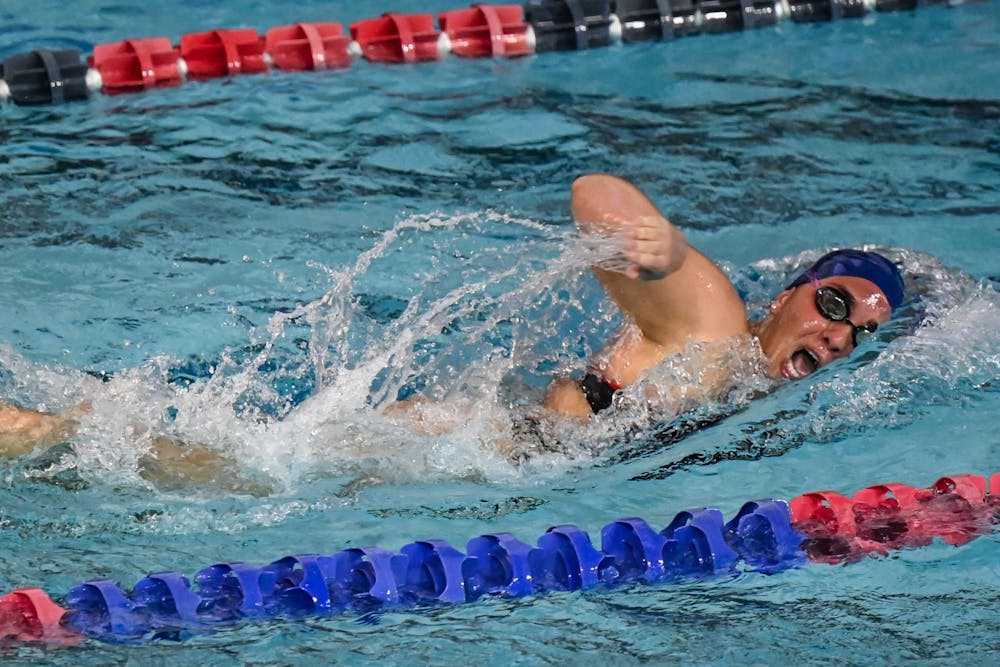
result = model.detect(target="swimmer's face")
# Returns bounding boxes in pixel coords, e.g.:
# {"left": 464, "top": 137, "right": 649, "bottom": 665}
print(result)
{"left": 756, "top": 276, "right": 892, "bottom": 380}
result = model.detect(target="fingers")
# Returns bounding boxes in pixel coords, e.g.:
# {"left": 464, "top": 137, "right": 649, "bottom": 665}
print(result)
{"left": 589, "top": 214, "right": 678, "bottom": 280}
{"left": 619, "top": 216, "right": 671, "bottom": 279}
{"left": 620, "top": 216, "right": 669, "bottom": 251}
{"left": 628, "top": 215, "right": 669, "bottom": 239}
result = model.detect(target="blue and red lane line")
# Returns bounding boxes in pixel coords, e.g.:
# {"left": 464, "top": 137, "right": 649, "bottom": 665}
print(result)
{"left": 2, "top": 472, "right": 997, "bottom": 645}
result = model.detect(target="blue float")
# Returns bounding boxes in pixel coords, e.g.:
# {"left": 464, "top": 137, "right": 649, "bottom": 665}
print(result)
{"left": 463, "top": 532, "right": 536, "bottom": 598}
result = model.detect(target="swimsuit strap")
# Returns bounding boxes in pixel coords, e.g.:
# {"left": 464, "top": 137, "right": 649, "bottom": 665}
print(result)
{"left": 580, "top": 372, "right": 620, "bottom": 414}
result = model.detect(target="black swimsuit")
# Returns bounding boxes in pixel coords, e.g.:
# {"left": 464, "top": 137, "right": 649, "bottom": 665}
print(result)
{"left": 579, "top": 372, "right": 621, "bottom": 414}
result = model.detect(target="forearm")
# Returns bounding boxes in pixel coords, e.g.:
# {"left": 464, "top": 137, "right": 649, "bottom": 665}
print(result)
{"left": 572, "top": 174, "right": 701, "bottom": 341}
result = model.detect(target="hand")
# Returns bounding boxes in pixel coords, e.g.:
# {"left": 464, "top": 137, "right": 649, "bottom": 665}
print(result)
{"left": 619, "top": 215, "right": 679, "bottom": 280}
{"left": 139, "top": 436, "right": 272, "bottom": 496}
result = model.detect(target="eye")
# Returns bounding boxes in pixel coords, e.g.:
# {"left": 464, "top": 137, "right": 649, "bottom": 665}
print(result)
{"left": 817, "top": 289, "right": 849, "bottom": 320}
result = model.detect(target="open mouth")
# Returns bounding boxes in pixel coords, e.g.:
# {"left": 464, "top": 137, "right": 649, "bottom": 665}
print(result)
{"left": 788, "top": 348, "right": 819, "bottom": 379}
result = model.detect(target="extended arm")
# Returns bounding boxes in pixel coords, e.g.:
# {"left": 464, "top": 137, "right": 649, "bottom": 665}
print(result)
{"left": 0, "top": 399, "right": 77, "bottom": 457}
{"left": 0, "top": 399, "right": 267, "bottom": 494}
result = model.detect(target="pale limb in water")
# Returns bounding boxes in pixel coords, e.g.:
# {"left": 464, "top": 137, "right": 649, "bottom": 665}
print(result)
{"left": 0, "top": 399, "right": 80, "bottom": 458}
{"left": 138, "top": 436, "right": 272, "bottom": 496}
{"left": 0, "top": 399, "right": 270, "bottom": 496}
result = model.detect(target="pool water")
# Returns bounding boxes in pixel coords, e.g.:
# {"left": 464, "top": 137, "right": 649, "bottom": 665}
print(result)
{"left": 1, "top": 0, "right": 998, "bottom": 663}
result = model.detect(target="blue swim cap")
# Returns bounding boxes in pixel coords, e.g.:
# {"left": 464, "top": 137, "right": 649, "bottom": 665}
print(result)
{"left": 788, "top": 249, "right": 905, "bottom": 311}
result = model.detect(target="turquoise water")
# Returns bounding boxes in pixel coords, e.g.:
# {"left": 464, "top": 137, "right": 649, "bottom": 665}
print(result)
{"left": 1, "top": 1, "right": 998, "bottom": 664}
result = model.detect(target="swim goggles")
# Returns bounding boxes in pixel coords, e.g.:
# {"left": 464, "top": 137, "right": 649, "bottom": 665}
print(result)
{"left": 814, "top": 285, "right": 877, "bottom": 348}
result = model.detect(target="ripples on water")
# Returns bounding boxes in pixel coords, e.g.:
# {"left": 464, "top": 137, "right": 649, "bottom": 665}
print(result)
{"left": 3, "top": 74, "right": 997, "bottom": 223}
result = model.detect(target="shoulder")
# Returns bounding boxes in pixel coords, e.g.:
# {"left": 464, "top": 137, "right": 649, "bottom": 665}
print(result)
{"left": 649, "top": 247, "right": 749, "bottom": 344}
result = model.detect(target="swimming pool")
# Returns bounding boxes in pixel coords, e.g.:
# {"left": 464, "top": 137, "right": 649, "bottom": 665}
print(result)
{"left": 1, "top": 0, "right": 998, "bottom": 662}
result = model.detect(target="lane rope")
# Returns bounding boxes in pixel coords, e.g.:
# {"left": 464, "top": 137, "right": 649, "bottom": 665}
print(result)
{"left": 0, "top": 0, "right": 982, "bottom": 106}
{"left": 2, "top": 472, "right": 996, "bottom": 644}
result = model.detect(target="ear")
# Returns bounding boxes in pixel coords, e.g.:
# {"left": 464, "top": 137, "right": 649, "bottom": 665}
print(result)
{"left": 770, "top": 287, "right": 795, "bottom": 313}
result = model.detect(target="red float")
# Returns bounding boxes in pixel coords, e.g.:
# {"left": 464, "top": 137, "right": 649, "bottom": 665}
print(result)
{"left": 88, "top": 38, "right": 182, "bottom": 92}
{"left": 265, "top": 22, "right": 352, "bottom": 71}
{"left": 0, "top": 587, "right": 76, "bottom": 644}
{"left": 349, "top": 13, "right": 441, "bottom": 64}
{"left": 180, "top": 29, "right": 268, "bottom": 78}
{"left": 792, "top": 474, "right": 996, "bottom": 558}
{"left": 932, "top": 474, "right": 987, "bottom": 505}
{"left": 789, "top": 490, "right": 857, "bottom": 536}
{"left": 852, "top": 483, "right": 932, "bottom": 510}
{"left": 439, "top": 4, "right": 534, "bottom": 58}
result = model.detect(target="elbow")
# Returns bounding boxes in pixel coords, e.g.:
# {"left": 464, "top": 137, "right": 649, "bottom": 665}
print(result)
{"left": 571, "top": 174, "right": 628, "bottom": 230}
{"left": 570, "top": 175, "right": 597, "bottom": 214}
{"left": 543, "top": 378, "right": 593, "bottom": 419}
{"left": 571, "top": 173, "right": 603, "bottom": 192}
{"left": 571, "top": 173, "right": 620, "bottom": 200}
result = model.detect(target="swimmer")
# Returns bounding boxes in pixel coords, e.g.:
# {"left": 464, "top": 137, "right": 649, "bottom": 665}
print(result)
{"left": 0, "top": 173, "right": 905, "bottom": 476}
{"left": 543, "top": 174, "right": 904, "bottom": 416}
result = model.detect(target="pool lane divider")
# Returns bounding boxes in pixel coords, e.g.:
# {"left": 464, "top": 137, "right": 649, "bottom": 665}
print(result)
{"left": 0, "top": 0, "right": 978, "bottom": 106}
{"left": 1, "top": 472, "right": 997, "bottom": 644}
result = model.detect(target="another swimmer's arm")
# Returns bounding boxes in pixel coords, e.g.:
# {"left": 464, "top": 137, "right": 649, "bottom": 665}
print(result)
{"left": 0, "top": 400, "right": 80, "bottom": 458}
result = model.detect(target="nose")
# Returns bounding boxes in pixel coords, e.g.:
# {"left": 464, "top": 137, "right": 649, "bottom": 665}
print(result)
{"left": 823, "top": 320, "right": 855, "bottom": 356}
